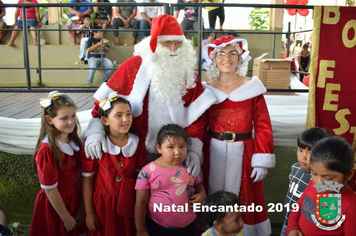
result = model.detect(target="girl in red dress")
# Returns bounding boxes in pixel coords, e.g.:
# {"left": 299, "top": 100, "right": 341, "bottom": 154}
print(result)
{"left": 81, "top": 92, "right": 146, "bottom": 236}
{"left": 30, "top": 91, "right": 83, "bottom": 236}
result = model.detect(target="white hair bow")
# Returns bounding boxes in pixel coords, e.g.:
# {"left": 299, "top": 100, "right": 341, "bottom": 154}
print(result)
{"left": 99, "top": 92, "right": 120, "bottom": 111}
{"left": 39, "top": 91, "right": 61, "bottom": 108}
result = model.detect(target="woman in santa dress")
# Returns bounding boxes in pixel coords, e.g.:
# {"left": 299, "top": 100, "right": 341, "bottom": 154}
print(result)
{"left": 201, "top": 36, "right": 275, "bottom": 236}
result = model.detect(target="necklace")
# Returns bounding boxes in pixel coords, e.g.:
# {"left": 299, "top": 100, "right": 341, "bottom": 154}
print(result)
{"left": 216, "top": 75, "right": 241, "bottom": 87}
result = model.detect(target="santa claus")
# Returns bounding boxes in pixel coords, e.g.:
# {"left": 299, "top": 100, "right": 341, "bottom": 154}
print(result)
{"left": 83, "top": 14, "right": 216, "bottom": 177}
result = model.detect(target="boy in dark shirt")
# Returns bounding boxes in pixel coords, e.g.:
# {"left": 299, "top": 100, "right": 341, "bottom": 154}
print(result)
{"left": 86, "top": 26, "right": 113, "bottom": 84}
{"left": 77, "top": 14, "right": 92, "bottom": 64}
{"left": 280, "top": 127, "right": 332, "bottom": 236}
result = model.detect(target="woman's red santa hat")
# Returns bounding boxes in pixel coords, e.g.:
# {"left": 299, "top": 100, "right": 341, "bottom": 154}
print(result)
{"left": 202, "top": 35, "right": 251, "bottom": 71}
{"left": 149, "top": 14, "right": 185, "bottom": 61}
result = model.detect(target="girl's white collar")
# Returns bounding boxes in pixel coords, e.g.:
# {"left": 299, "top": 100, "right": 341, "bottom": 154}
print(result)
{"left": 106, "top": 133, "right": 139, "bottom": 157}
{"left": 42, "top": 136, "right": 80, "bottom": 156}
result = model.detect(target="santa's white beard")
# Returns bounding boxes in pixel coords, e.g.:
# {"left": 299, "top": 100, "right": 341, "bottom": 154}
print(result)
{"left": 134, "top": 37, "right": 197, "bottom": 105}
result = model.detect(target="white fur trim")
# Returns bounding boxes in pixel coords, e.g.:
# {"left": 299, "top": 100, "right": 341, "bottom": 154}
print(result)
{"left": 169, "top": 88, "right": 217, "bottom": 128}
{"left": 94, "top": 83, "right": 115, "bottom": 101}
{"left": 106, "top": 133, "right": 139, "bottom": 157}
{"left": 41, "top": 182, "right": 58, "bottom": 190}
{"left": 157, "top": 35, "right": 185, "bottom": 41}
{"left": 202, "top": 77, "right": 266, "bottom": 104}
{"left": 242, "top": 218, "right": 271, "bottom": 236}
{"left": 208, "top": 138, "right": 244, "bottom": 196}
{"left": 123, "top": 64, "right": 151, "bottom": 118}
{"left": 188, "top": 137, "right": 203, "bottom": 163}
{"left": 81, "top": 118, "right": 105, "bottom": 142}
{"left": 82, "top": 171, "right": 95, "bottom": 177}
{"left": 251, "top": 153, "right": 275, "bottom": 168}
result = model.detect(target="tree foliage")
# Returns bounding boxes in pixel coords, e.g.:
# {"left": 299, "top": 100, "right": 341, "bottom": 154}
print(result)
{"left": 249, "top": 8, "right": 270, "bottom": 30}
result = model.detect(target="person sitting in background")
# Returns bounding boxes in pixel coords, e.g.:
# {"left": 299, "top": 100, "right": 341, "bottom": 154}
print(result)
{"left": 180, "top": 0, "right": 203, "bottom": 34}
{"left": 297, "top": 43, "right": 311, "bottom": 83}
{"left": 201, "top": 30, "right": 215, "bottom": 51}
{"left": 66, "top": 0, "right": 93, "bottom": 46}
{"left": 76, "top": 14, "right": 92, "bottom": 64}
{"left": 86, "top": 26, "right": 113, "bottom": 84}
{"left": 0, "top": 0, "right": 6, "bottom": 44}
{"left": 138, "top": 0, "right": 162, "bottom": 39}
{"left": 174, "top": 0, "right": 186, "bottom": 19}
{"left": 203, "top": 0, "right": 225, "bottom": 31}
{"left": 7, "top": 0, "right": 42, "bottom": 46}
{"left": 93, "top": 0, "right": 112, "bottom": 34}
{"left": 112, "top": 0, "right": 139, "bottom": 45}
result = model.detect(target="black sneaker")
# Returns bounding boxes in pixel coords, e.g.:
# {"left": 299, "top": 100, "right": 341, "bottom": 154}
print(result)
{"left": 84, "top": 60, "right": 88, "bottom": 65}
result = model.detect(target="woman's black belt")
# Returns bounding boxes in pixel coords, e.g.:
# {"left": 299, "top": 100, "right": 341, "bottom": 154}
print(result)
{"left": 208, "top": 129, "right": 252, "bottom": 142}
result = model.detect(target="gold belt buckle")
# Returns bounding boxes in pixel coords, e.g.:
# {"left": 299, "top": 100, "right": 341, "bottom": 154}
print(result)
{"left": 224, "top": 131, "right": 236, "bottom": 143}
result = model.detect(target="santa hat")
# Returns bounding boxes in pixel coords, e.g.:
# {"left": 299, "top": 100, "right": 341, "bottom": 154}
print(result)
{"left": 149, "top": 14, "right": 185, "bottom": 61}
{"left": 202, "top": 36, "right": 251, "bottom": 71}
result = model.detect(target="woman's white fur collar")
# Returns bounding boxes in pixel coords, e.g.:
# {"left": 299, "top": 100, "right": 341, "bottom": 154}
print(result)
{"left": 202, "top": 76, "right": 267, "bottom": 104}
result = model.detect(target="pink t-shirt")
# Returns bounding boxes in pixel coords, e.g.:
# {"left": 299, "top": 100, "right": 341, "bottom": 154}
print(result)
{"left": 135, "top": 162, "right": 201, "bottom": 228}
{"left": 18, "top": 0, "right": 38, "bottom": 19}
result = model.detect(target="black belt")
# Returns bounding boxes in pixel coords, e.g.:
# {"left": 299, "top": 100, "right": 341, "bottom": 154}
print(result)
{"left": 208, "top": 129, "right": 252, "bottom": 142}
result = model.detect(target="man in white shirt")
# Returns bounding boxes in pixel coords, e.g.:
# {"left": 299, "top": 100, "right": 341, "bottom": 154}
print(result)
{"left": 138, "top": 0, "right": 162, "bottom": 38}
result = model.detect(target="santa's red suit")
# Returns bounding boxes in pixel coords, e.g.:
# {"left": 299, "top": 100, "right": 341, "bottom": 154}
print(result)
{"left": 92, "top": 55, "right": 216, "bottom": 155}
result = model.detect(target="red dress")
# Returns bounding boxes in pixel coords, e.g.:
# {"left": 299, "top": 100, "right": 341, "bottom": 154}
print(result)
{"left": 81, "top": 133, "right": 146, "bottom": 236}
{"left": 30, "top": 138, "right": 82, "bottom": 236}
{"left": 202, "top": 77, "right": 275, "bottom": 236}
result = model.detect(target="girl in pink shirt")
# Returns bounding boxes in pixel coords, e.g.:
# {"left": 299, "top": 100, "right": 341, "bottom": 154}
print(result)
{"left": 7, "top": 0, "right": 42, "bottom": 46}
{"left": 135, "top": 124, "right": 206, "bottom": 236}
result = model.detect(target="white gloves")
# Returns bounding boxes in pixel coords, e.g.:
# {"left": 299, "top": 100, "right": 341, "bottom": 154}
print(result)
{"left": 84, "top": 133, "right": 108, "bottom": 159}
{"left": 82, "top": 118, "right": 107, "bottom": 159}
{"left": 185, "top": 151, "right": 201, "bottom": 178}
{"left": 250, "top": 167, "right": 268, "bottom": 183}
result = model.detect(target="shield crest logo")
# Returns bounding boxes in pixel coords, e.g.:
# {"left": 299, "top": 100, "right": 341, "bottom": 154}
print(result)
{"left": 316, "top": 193, "right": 342, "bottom": 224}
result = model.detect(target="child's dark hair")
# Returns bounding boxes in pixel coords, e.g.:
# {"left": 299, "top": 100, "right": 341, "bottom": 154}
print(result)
{"left": 92, "top": 26, "right": 102, "bottom": 33}
{"left": 297, "top": 127, "right": 332, "bottom": 150}
{"left": 99, "top": 96, "right": 131, "bottom": 134}
{"left": 33, "top": 93, "right": 82, "bottom": 173}
{"left": 156, "top": 124, "right": 189, "bottom": 146}
{"left": 203, "top": 191, "right": 241, "bottom": 227}
{"left": 83, "top": 14, "right": 91, "bottom": 21}
{"left": 310, "top": 136, "right": 354, "bottom": 176}
{"left": 203, "top": 29, "right": 215, "bottom": 40}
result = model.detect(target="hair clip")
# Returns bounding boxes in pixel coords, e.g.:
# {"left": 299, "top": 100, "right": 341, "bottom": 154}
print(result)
{"left": 39, "top": 91, "right": 61, "bottom": 108}
{"left": 99, "top": 92, "right": 120, "bottom": 111}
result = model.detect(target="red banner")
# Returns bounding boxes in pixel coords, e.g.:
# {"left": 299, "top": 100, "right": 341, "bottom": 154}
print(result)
{"left": 307, "top": 6, "right": 356, "bottom": 151}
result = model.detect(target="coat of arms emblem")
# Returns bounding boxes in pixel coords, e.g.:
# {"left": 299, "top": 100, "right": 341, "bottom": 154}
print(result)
{"left": 311, "top": 180, "right": 346, "bottom": 230}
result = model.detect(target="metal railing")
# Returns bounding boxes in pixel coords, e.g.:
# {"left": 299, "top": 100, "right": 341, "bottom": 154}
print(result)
{"left": 0, "top": 2, "right": 314, "bottom": 92}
